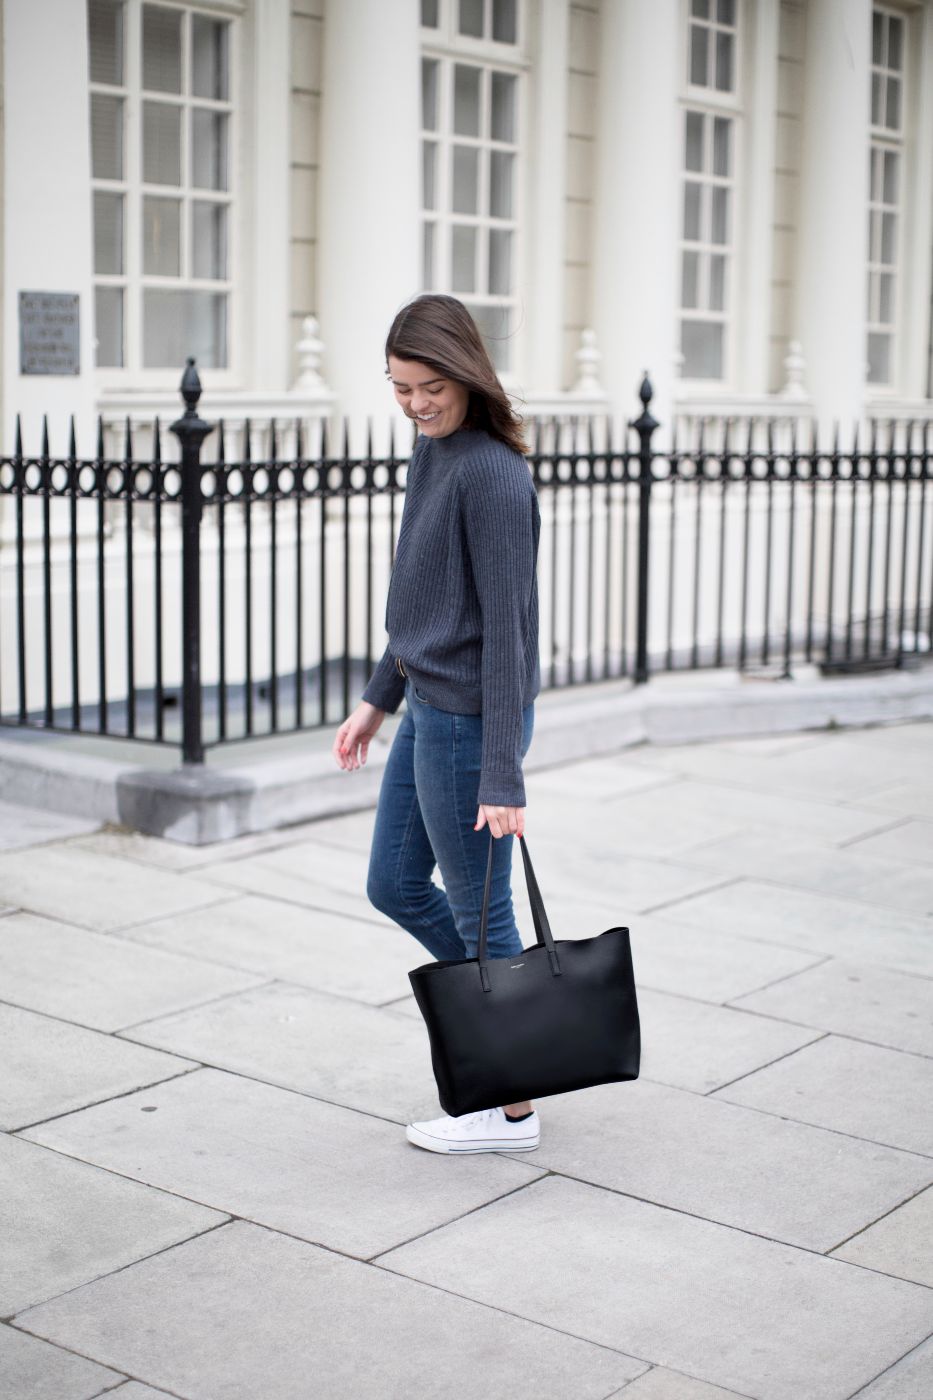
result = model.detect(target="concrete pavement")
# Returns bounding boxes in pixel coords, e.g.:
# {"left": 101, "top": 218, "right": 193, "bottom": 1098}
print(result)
{"left": 1, "top": 718, "right": 932, "bottom": 1399}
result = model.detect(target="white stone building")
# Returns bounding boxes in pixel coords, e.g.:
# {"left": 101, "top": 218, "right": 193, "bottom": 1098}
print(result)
{"left": 2, "top": 0, "right": 933, "bottom": 452}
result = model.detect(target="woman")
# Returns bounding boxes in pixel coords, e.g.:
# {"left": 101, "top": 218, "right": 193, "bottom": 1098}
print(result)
{"left": 332, "top": 293, "right": 541, "bottom": 1155}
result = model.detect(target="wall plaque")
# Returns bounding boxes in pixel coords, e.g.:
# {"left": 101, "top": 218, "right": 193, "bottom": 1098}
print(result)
{"left": 19, "top": 291, "right": 80, "bottom": 376}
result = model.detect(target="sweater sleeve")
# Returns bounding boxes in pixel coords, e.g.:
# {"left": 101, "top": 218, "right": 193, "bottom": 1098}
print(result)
{"left": 459, "top": 448, "right": 536, "bottom": 807}
{"left": 361, "top": 644, "right": 406, "bottom": 713}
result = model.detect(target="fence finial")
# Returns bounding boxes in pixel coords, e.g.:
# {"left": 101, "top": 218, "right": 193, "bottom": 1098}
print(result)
{"left": 179, "top": 357, "right": 203, "bottom": 415}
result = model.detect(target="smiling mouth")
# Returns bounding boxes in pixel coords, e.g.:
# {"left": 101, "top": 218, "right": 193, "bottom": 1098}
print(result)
{"left": 414, "top": 412, "right": 440, "bottom": 423}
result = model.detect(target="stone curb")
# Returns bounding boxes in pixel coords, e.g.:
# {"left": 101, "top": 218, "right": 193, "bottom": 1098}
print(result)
{"left": 0, "top": 665, "right": 930, "bottom": 845}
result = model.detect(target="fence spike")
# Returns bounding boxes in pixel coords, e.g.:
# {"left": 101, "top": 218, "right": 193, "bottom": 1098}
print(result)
{"left": 215, "top": 417, "right": 224, "bottom": 465}
{"left": 41, "top": 414, "right": 50, "bottom": 460}
{"left": 15, "top": 414, "right": 23, "bottom": 459}
{"left": 153, "top": 416, "right": 162, "bottom": 464}
{"left": 68, "top": 415, "right": 77, "bottom": 462}
{"left": 366, "top": 416, "right": 373, "bottom": 459}
{"left": 342, "top": 416, "right": 351, "bottom": 460}
{"left": 320, "top": 414, "right": 329, "bottom": 460}
{"left": 123, "top": 414, "right": 133, "bottom": 463}
{"left": 294, "top": 416, "right": 303, "bottom": 461}
{"left": 244, "top": 417, "right": 252, "bottom": 464}
{"left": 96, "top": 415, "right": 104, "bottom": 462}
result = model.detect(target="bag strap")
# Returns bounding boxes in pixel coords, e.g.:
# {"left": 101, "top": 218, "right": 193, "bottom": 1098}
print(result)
{"left": 477, "top": 833, "right": 562, "bottom": 992}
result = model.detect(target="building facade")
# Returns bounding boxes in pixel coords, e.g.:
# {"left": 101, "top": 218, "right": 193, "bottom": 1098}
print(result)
{"left": 2, "top": 0, "right": 933, "bottom": 454}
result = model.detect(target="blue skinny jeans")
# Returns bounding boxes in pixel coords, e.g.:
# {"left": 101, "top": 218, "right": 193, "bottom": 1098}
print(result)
{"left": 367, "top": 678, "right": 535, "bottom": 962}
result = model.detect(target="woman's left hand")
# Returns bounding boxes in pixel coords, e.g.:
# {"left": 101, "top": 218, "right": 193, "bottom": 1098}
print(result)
{"left": 475, "top": 805, "right": 525, "bottom": 839}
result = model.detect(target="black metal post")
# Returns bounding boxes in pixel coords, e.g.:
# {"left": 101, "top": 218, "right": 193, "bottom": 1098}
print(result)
{"left": 170, "top": 359, "right": 214, "bottom": 765}
{"left": 631, "top": 372, "right": 659, "bottom": 684}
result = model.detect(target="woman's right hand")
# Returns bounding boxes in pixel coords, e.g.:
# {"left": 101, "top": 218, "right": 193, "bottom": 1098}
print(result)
{"left": 333, "top": 701, "right": 386, "bottom": 770}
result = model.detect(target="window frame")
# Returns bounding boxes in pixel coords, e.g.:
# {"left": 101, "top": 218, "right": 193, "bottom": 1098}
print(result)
{"left": 866, "top": 2, "right": 908, "bottom": 393}
{"left": 676, "top": 0, "right": 744, "bottom": 390}
{"left": 419, "top": 0, "right": 528, "bottom": 382}
{"left": 89, "top": 0, "right": 242, "bottom": 389}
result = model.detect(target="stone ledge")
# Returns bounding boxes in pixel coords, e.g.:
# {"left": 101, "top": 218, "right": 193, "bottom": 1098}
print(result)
{"left": 0, "top": 665, "right": 930, "bottom": 845}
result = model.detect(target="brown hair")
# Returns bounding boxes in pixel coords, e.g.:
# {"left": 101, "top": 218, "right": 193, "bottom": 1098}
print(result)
{"left": 385, "top": 294, "right": 527, "bottom": 455}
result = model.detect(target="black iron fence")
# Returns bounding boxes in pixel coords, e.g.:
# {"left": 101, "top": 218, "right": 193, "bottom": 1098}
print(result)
{"left": 0, "top": 360, "right": 930, "bottom": 763}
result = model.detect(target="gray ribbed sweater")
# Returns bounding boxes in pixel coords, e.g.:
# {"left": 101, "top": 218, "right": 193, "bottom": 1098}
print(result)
{"left": 361, "top": 425, "right": 540, "bottom": 806}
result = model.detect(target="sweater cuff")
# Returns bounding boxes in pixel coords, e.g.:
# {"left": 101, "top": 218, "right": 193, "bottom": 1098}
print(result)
{"left": 477, "top": 768, "right": 527, "bottom": 808}
{"left": 361, "top": 651, "right": 406, "bottom": 713}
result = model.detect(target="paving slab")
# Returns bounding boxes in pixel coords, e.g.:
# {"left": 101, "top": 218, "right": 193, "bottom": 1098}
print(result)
{"left": 499, "top": 1079, "right": 933, "bottom": 1252}
{"left": 0, "top": 1322, "right": 125, "bottom": 1400}
{"left": 658, "top": 878, "right": 933, "bottom": 977}
{"left": 13, "top": 1219, "right": 645, "bottom": 1400}
{"left": 846, "top": 721, "right": 933, "bottom": 755}
{"left": 98, "top": 1386, "right": 186, "bottom": 1399}
{"left": 118, "top": 894, "right": 421, "bottom": 1005}
{"left": 376, "top": 1175, "right": 933, "bottom": 1400}
{"left": 0, "top": 846, "right": 231, "bottom": 932}
{"left": 636, "top": 987, "right": 822, "bottom": 1094}
{"left": 0, "top": 1002, "right": 197, "bottom": 1131}
{"left": 680, "top": 830, "right": 933, "bottom": 917}
{"left": 714, "top": 1035, "right": 933, "bottom": 1156}
{"left": 0, "top": 911, "right": 268, "bottom": 1031}
{"left": 831, "top": 1185, "right": 933, "bottom": 1287}
{"left": 849, "top": 1335, "right": 933, "bottom": 1400}
{"left": 510, "top": 835, "right": 726, "bottom": 914}
{"left": 858, "top": 780, "right": 933, "bottom": 822}
{"left": 0, "top": 799, "right": 100, "bottom": 852}
{"left": 627, "top": 914, "right": 824, "bottom": 1003}
{"left": 0, "top": 1133, "right": 225, "bottom": 1314}
{"left": 525, "top": 754, "right": 672, "bottom": 801}
{"left": 120, "top": 981, "right": 442, "bottom": 1121}
{"left": 23, "top": 1067, "right": 544, "bottom": 1259}
{"left": 731, "top": 959, "right": 933, "bottom": 1058}
{"left": 616, "top": 1369, "right": 754, "bottom": 1399}
{"left": 844, "top": 818, "right": 933, "bottom": 866}
{"left": 293, "top": 806, "right": 377, "bottom": 855}
{"left": 201, "top": 848, "right": 395, "bottom": 926}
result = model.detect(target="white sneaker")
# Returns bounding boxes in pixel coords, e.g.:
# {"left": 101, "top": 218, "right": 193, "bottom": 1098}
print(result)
{"left": 406, "top": 1106, "right": 540, "bottom": 1154}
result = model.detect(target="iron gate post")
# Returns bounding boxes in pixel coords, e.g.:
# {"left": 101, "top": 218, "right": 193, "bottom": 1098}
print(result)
{"left": 631, "top": 372, "right": 659, "bottom": 684}
{"left": 170, "top": 359, "right": 214, "bottom": 765}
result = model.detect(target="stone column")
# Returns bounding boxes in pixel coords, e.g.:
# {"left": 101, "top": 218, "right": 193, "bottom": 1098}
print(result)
{"left": 590, "top": 0, "right": 681, "bottom": 431}
{"left": 2, "top": 0, "right": 97, "bottom": 450}
{"left": 794, "top": 0, "right": 872, "bottom": 430}
{"left": 317, "top": 0, "right": 421, "bottom": 437}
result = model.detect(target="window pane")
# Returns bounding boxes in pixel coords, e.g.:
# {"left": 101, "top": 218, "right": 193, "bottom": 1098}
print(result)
{"left": 89, "top": 0, "right": 124, "bottom": 85}
{"left": 143, "top": 101, "right": 181, "bottom": 184}
{"left": 885, "top": 77, "right": 901, "bottom": 131}
{"left": 422, "top": 140, "right": 437, "bottom": 209}
{"left": 869, "top": 146, "right": 881, "bottom": 201}
{"left": 459, "top": 0, "right": 483, "bottom": 38}
{"left": 872, "top": 9, "right": 884, "bottom": 64}
{"left": 711, "top": 185, "right": 728, "bottom": 244}
{"left": 93, "top": 191, "right": 123, "bottom": 273}
{"left": 492, "top": 0, "right": 517, "bottom": 43}
{"left": 867, "top": 331, "right": 891, "bottom": 384}
{"left": 715, "top": 31, "right": 734, "bottom": 91}
{"left": 453, "top": 64, "right": 481, "bottom": 136}
{"left": 689, "top": 23, "right": 708, "bottom": 86}
{"left": 488, "top": 229, "right": 511, "bottom": 295}
{"left": 868, "top": 209, "right": 880, "bottom": 262}
{"left": 422, "top": 58, "right": 439, "bottom": 130}
{"left": 709, "top": 253, "right": 726, "bottom": 310}
{"left": 685, "top": 111, "right": 703, "bottom": 172}
{"left": 423, "top": 221, "right": 435, "bottom": 289}
{"left": 192, "top": 201, "right": 227, "bottom": 279}
{"left": 491, "top": 72, "right": 516, "bottom": 141}
{"left": 713, "top": 116, "right": 731, "bottom": 176}
{"left": 192, "top": 15, "right": 229, "bottom": 100}
{"left": 883, "top": 150, "right": 899, "bottom": 206}
{"left": 681, "top": 319, "right": 723, "bottom": 378}
{"left": 452, "top": 145, "right": 479, "bottom": 214}
{"left": 142, "top": 196, "right": 181, "bottom": 275}
{"left": 451, "top": 224, "right": 476, "bottom": 292}
{"left": 880, "top": 211, "right": 896, "bottom": 264}
{"left": 469, "top": 302, "right": 511, "bottom": 370}
{"left": 91, "top": 93, "right": 124, "bottom": 179}
{"left": 717, "top": 0, "right": 735, "bottom": 22}
{"left": 489, "top": 149, "right": 513, "bottom": 217}
{"left": 681, "top": 250, "right": 699, "bottom": 309}
{"left": 192, "top": 108, "right": 229, "bottom": 190}
{"left": 878, "top": 272, "right": 894, "bottom": 323}
{"left": 143, "top": 288, "right": 227, "bottom": 368}
{"left": 142, "top": 4, "right": 182, "bottom": 93}
{"left": 421, "top": 0, "right": 439, "bottom": 25}
{"left": 691, "top": 0, "right": 710, "bottom": 17}
{"left": 683, "top": 181, "right": 702, "bottom": 241}
{"left": 888, "top": 16, "right": 903, "bottom": 71}
{"left": 95, "top": 286, "right": 124, "bottom": 367}
{"left": 871, "top": 72, "right": 883, "bottom": 126}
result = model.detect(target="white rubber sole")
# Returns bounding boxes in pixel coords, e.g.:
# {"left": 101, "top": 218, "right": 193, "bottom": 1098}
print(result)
{"left": 405, "top": 1123, "right": 540, "bottom": 1154}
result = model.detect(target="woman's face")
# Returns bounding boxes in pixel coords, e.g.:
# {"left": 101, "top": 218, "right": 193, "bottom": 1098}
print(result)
{"left": 387, "top": 355, "right": 469, "bottom": 439}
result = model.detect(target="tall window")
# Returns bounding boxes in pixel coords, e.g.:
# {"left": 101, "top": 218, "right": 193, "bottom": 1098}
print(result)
{"left": 678, "top": 0, "right": 739, "bottom": 382}
{"left": 420, "top": 0, "right": 521, "bottom": 372}
{"left": 867, "top": 6, "right": 905, "bottom": 386}
{"left": 88, "top": 0, "right": 234, "bottom": 372}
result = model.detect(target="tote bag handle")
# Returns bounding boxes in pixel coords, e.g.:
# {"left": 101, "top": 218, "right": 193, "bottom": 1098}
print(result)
{"left": 477, "top": 833, "right": 562, "bottom": 992}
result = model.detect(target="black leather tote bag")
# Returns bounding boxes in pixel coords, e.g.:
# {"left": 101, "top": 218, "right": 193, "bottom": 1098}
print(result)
{"left": 408, "top": 833, "right": 640, "bottom": 1117}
